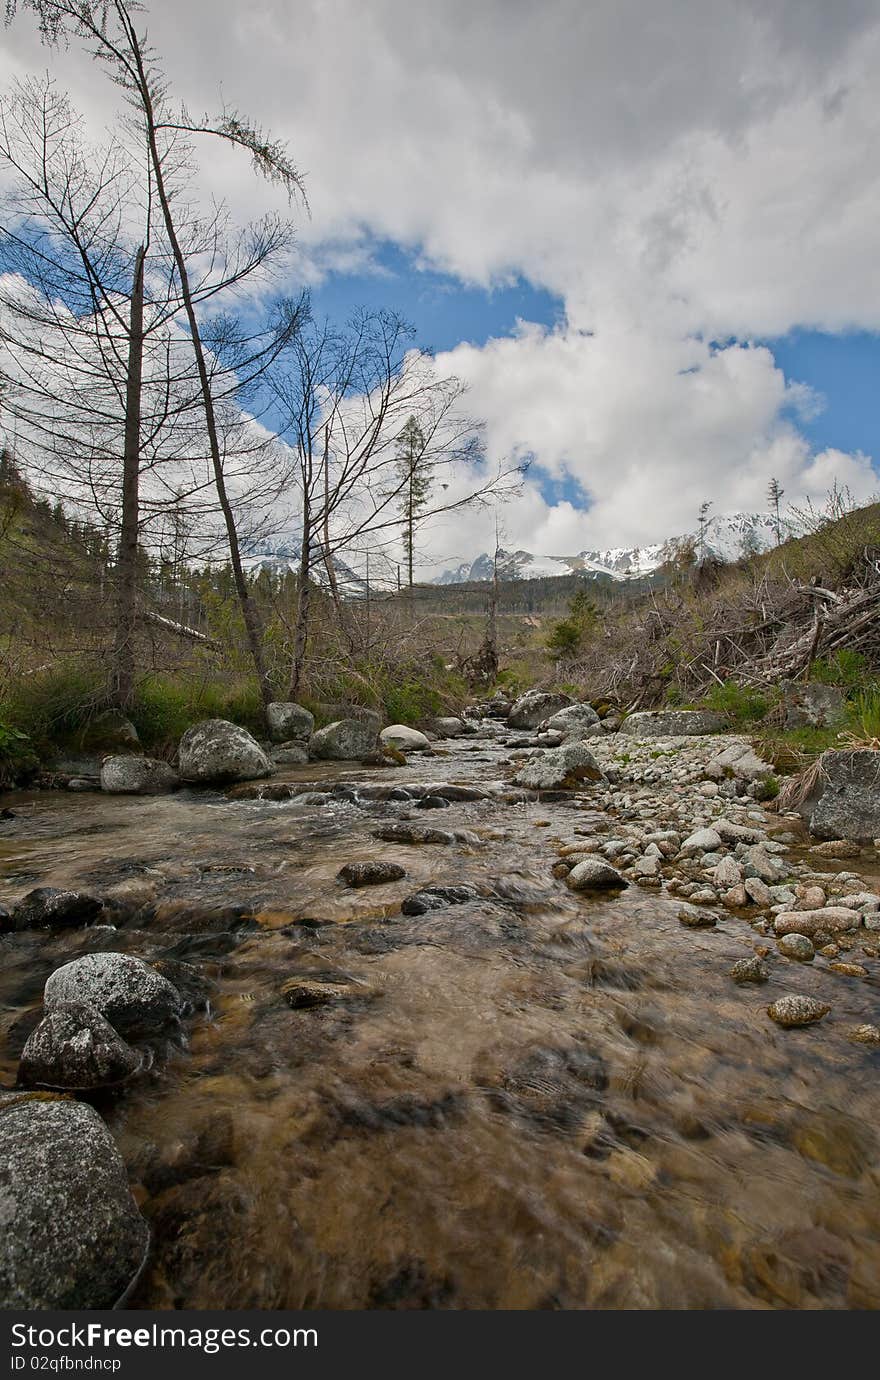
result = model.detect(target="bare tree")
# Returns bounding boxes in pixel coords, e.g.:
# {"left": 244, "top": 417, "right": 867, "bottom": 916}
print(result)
{"left": 269, "top": 307, "right": 517, "bottom": 698}
{"left": 8, "top": 0, "right": 307, "bottom": 711}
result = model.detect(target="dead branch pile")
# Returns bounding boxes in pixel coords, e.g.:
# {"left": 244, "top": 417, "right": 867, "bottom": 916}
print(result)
{"left": 573, "top": 545, "right": 880, "bottom": 707}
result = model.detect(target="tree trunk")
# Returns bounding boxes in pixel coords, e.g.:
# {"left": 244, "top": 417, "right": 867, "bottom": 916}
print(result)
{"left": 289, "top": 489, "right": 311, "bottom": 699}
{"left": 112, "top": 243, "right": 145, "bottom": 709}
{"left": 133, "top": 51, "right": 273, "bottom": 712}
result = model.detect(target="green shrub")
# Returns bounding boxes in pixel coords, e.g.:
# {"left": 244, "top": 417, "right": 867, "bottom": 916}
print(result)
{"left": 851, "top": 683, "right": 880, "bottom": 740}
{"left": 0, "top": 719, "right": 38, "bottom": 786}
{"left": 703, "top": 679, "right": 772, "bottom": 727}
{"left": 1, "top": 664, "right": 107, "bottom": 750}
{"left": 129, "top": 675, "right": 265, "bottom": 750}
{"left": 809, "top": 649, "right": 869, "bottom": 689}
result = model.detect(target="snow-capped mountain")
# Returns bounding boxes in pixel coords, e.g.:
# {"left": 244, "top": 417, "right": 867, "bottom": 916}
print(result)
{"left": 433, "top": 511, "right": 784, "bottom": 585}
{"left": 241, "top": 537, "right": 369, "bottom": 593}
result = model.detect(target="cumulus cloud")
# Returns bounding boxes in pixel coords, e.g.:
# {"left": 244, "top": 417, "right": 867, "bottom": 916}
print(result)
{"left": 2, "top": 0, "right": 878, "bottom": 567}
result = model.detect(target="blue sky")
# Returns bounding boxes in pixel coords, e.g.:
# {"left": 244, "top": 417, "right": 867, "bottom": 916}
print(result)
{"left": 764, "top": 330, "right": 880, "bottom": 461}
{"left": 309, "top": 242, "right": 562, "bottom": 354}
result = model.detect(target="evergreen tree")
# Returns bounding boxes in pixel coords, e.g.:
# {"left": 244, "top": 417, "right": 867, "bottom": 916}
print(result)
{"left": 767, "top": 477, "right": 785, "bottom": 545}
{"left": 395, "top": 416, "right": 430, "bottom": 590}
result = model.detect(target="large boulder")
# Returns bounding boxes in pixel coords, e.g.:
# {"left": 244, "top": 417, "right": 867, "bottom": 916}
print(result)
{"left": 620, "top": 710, "right": 727, "bottom": 737}
{"left": 431, "top": 716, "right": 466, "bottom": 738}
{"left": 266, "top": 702, "right": 314, "bottom": 743}
{"left": 100, "top": 755, "right": 179, "bottom": 795}
{"left": 178, "top": 719, "right": 273, "bottom": 784}
{"left": 706, "top": 740, "right": 774, "bottom": 783}
{"left": 312, "top": 703, "right": 382, "bottom": 732}
{"left": 783, "top": 680, "right": 845, "bottom": 730}
{"left": 808, "top": 749, "right": 880, "bottom": 842}
{"left": 0, "top": 1095, "right": 149, "bottom": 1308}
{"left": 44, "top": 953, "right": 183, "bottom": 1036}
{"left": 309, "top": 719, "right": 379, "bottom": 761}
{"left": 514, "top": 743, "right": 604, "bottom": 791}
{"left": 18, "top": 1001, "right": 143, "bottom": 1090}
{"left": 508, "top": 690, "right": 573, "bottom": 730}
{"left": 542, "top": 703, "right": 603, "bottom": 739}
{"left": 380, "top": 724, "right": 432, "bottom": 752}
{"left": 5, "top": 887, "right": 102, "bottom": 934}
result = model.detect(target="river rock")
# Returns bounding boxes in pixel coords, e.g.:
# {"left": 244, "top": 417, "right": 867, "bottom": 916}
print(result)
{"left": 266, "top": 702, "right": 314, "bottom": 743}
{"left": 18, "top": 1001, "right": 143, "bottom": 1090}
{"left": 100, "top": 755, "right": 179, "bottom": 795}
{"left": 271, "top": 743, "right": 310, "bottom": 765}
{"left": 767, "top": 994, "right": 830, "bottom": 1028}
{"left": 6, "top": 887, "right": 102, "bottom": 933}
{"left": 706, "top": 740, "right": 775, "bottom": 782}
{"left": 337, "top": 861, "right": 406, "bottom": 887}
{"left": 0, "top": 1096, "right": 149, "bottom": 1308}
{"left": 373, "top": 823, "right": 455, "bottom": 845}
{"left": 541, "top": 703, "right": 603, "bottom": 740}
{"left": 514, "top": 743, "right": 603, "bottom": 791}
{"left": 432, "top": 717, "right": 466, "bottom": 737}
{"left": 44, "top": 953, "right": 183, "bottom": 1036}
{"left": 620, "top": 710, "right": 727, "bottom": 737}
{"left": 681, "top": 827, "right": 722, "bottom": 855}
{"left": 508, "top": 690, "right": 573, "bottom": 730}
{"left": 309, "top": 719, "right": 379, "bottom": 761}
{"left": 730, "top": 955, "right": 769, "bottom": 983}
{"left": 401, "top": 885, "right": 479, "bottom": 915}
{"left": 713, "top": 855, "right": 743, "bottom": 887}
{"left": 774, "top": 907, "right": 861, "bottom": 937}
{"left": 178, "top": 719, "right": 273, "bottom": 784}
{"left": 778, "top": 933, "right": 815, "bottom": 961}
{"left": 807, "top": 749, "right": 880, "bottom": 841}
{"left": 281, "top": 976, "right": 360, "bottom": 1008}
{"left": 380, "top": 724, "right": 432, "bottom": 752}
{"left": 812, "top": 838, "right": 861, "bottom": 858}
{"left": 566, "top": 858, "right": 628, "bottom": 891}
{"left": 678, "top": 905, "right": 716, "bottom": 928}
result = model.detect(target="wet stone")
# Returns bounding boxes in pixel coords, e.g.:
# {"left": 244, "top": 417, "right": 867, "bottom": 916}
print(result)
{"left": 678, "top": 905, "right": 716, "bottom": 928}
{"left": 767, "top": 995, "right": 831, "bottom": 1028}
{"left": 281, "top": 975, "right": 362, "bottom": 1008}
{"left": 337, "top": 861, "right": 407, "bottom": 887}
{"left": 730, "top": 955, "right": 770, "bottom": 984}
{"left": 6, "top": 888, "right": 103, "bottom": 933}
{"left": 778, "top": 933, "right": 815, "bottom": 962}
{"left": 401, "top": 885, "right": 479, "bottom": 916}
{"left": 18, "top": 1000, "right": 144, "bottom": 1091}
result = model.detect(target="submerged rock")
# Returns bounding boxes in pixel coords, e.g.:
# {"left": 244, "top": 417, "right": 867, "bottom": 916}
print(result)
{"left": 178, "top": 719, "right": 273, "bottom": 784}
{"left": 774, "top": 907, "right": 861, "bottom": 937}
{"left": 6, "top": 887, "right": 102, "bottom": 933}
{"left": 678, "top": 905, "right": 716, "bottom": 928}
{"left": 281, "top": 975, "right": 361, "bottom": 1008}
{"left": 44, "top": 953, "right": 183, "bottom": 1036}
{"left": 0, "top": 1096, "right": 149, "bottom": 1308}
{"left": 337, "top": 861, "right": 407, "bottom": 887}
{"left": 100, "top": 755, "right": 179, "bottom": 795}
{"left": 401, "top": 885, "right": 479, "bottom": 915}
{"left": 18, "top": 1001, "right": 143, "bottom": 1090}
{"left": 730, "top": 955, "right": 770, "bottom": 984}
{"left": 767, "top": 994, "right": 830, "bottom": 1028}
{"left": 373, "top": 824, "right": 455, "bottom": 845}
{"left": 309, "top": 719, "right": 379, "bottom": 761}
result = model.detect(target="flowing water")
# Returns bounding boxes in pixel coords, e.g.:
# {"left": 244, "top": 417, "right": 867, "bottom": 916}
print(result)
{"left": 1, "top": 736, "right": 879, "bottom": 1310}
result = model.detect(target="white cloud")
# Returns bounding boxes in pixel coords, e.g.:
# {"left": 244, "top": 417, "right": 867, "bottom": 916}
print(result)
{"left": 2, "top": 0, "right": 879, "bottom": 566}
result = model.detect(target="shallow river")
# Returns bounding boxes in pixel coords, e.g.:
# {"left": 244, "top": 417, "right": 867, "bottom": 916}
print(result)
{"left": 1, "top": 736, "right": 879, "bottom": 1310}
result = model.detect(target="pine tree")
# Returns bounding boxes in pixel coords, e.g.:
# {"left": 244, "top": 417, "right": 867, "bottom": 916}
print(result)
{"left": 395, "top": 416, "right": 430, "bottom": 590}
{"left": 767, "top": 477, "right": 785, "bottom": 545}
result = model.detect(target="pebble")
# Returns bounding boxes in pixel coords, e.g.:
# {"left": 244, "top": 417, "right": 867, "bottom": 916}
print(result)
{"left": 848, "top": 1024, "right": 880, "bottom": 1045}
